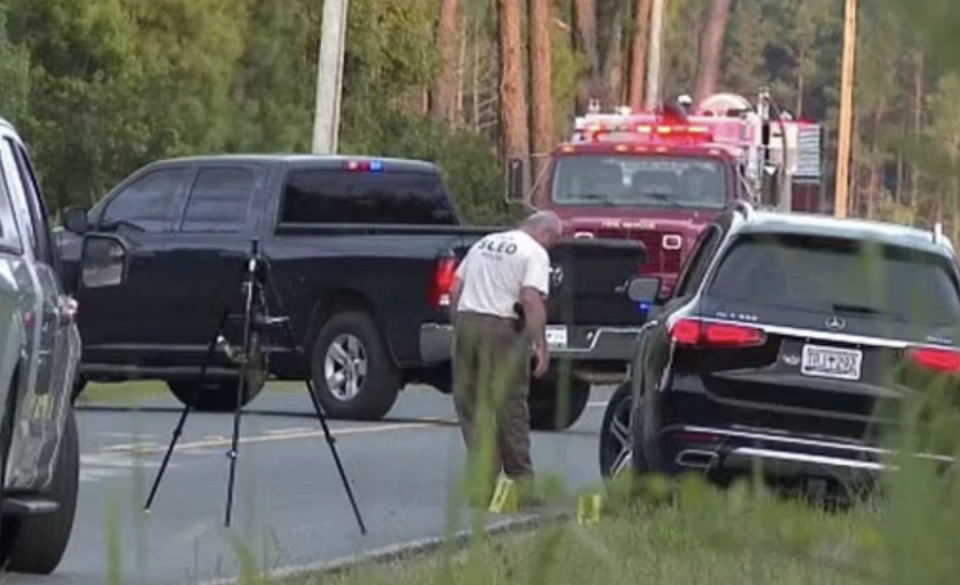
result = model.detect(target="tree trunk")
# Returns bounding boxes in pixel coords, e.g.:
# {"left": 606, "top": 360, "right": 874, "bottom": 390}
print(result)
{"left": 600, "top": 0, "right": 627, "bottom": 108}
{"left": 433, "top": 0, "right": 460, "bottom": 124}
{"left": 456, "top": 9, "right": 467, "bottom": 126}
{"left": 529, "top": 0, "right": 554, "bottom": 206}
{"left": 573, "top": 0, "right": 603, "bottom": 108}
{"left": 693, "top": 0, "right": 733, "bottom": 106}
{"left": 910, "top": 50, "right": 924, "bottom": 209}
{"left": 795, "top": 47, "right": 805, "bottom": 117}
{"left": 627, "top": 0, "right": 652, "bottom": 110}
{"left": 498, "top": 0, "right": 530, "bottom": 183}
{"left": 472, "top": 21, "right": 481, "bottom": 132}
{"left": 867, "top": 100, "right": 886, "bottom": 219}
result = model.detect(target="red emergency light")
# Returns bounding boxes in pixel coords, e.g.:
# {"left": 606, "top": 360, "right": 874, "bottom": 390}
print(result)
{"left": 581, "top": 121, "right": 714, "bottom": 145}
{"left": 344, "top": 159, "right": 385, "bottom": 172}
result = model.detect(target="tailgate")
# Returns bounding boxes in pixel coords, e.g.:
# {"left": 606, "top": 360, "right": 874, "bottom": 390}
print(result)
{"left": 547, "top": 238, "right": 646, "bottom": 326}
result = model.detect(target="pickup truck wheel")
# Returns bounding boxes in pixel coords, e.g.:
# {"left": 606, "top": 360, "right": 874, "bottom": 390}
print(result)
{"left": 1, "top": 407, "right": 80, "bottom": 574}
{"left": 311, "top": 311, "right": 399, "bottom": 421}
{"left": 168, "top": 377, "right": 265, "bottom": 413}
{"left": 527, "top": 377, "right": 590, "bottom": 431}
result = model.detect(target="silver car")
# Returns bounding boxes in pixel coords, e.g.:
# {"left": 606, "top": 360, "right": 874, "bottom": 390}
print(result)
{"left": 0, "top": 117, "right": 87, "bottom": 574}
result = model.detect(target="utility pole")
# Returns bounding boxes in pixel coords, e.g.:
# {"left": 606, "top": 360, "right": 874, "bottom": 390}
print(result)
{"left": 644, "top": 0, "right": 664, "bottom": 110}
{"left": 312, "top": 0, "right": 349, "bottom": 155}
{"left": 834, "top": 0, "right": 857, "bottom": 218}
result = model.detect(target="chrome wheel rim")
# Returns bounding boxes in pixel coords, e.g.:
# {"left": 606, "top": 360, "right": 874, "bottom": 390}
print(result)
{"left": 608, "top": 395, "right": 633, "bottom": 477}
{"left": 324, "top": 333, "right": 367, "bottom": 401}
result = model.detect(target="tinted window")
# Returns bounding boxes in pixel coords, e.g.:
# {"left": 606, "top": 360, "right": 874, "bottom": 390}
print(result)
{"left": 674, "top": 225, "right": 720, "bottom": 297}
{"left": 180, "top": 167, "right": 255, "bottom": 232}
{"left": 551, "top": 154, "right": 728, "bottom": 209}
{"left": 708, "top": 233, "right": 960, "bottom": 325}
{"left": 280, "top": 169, "right": 457, "bottom": 225}
{"left": 102, "top": 168, "right": 187, "bottom": 232}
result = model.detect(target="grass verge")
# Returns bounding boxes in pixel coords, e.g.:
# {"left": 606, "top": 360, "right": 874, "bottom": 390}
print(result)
{"left": 283, "top": 480, "right": 884, "bottom": 585}
{"left": 75, "top": 380, "right": 307, "bottom": 406}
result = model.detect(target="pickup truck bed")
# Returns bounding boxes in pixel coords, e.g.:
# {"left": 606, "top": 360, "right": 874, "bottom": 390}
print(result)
{"left": 59, "top": 154, "right": 648, "bottom": 430}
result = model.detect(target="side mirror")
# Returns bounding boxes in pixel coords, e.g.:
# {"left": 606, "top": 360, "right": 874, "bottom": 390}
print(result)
{"left": 625, "top": 276, "right": 662, "bottom": 305}
{"left": 63, "top": 206, "right": 90, "bottom": 235}
{"left": 505, "top": 157, "right": 526, "bottom": 204}
{"left": 80, "top": 234, "right": 129, "bottom": 288}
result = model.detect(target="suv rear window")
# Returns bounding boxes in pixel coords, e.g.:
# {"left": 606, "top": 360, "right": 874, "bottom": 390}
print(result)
{"left": 280, "top": 168, "right": 457, "bottom": 225}
{"left": 707, "top": 233, "right": 960, "bottom": 325}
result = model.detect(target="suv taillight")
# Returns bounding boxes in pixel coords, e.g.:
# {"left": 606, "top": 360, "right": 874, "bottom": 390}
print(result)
{"left": 906, "top": 346, "right": 960, "bottom": 373}
{"left": 428, "top": 256, "right": 458, "bottom": 310}
{"left": 670, "top": 317, "right": 766, "bottom": 348}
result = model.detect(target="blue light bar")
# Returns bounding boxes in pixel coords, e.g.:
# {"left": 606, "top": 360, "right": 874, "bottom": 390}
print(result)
{"left": 369, "top": 160, "right": 384, "bottom": 172}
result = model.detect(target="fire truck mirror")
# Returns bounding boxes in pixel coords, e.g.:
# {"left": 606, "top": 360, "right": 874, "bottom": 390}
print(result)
{"left": 506, "top": 157, "right": 526, "bottom": 204}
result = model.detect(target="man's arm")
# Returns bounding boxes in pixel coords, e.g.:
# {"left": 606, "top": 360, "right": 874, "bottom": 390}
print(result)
{"left": 519, "top": 287, "right": 547, "bottom": 351}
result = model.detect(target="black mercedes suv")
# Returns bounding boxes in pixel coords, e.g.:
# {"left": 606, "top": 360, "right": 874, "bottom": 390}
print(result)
{"left": 599, "top": 201, "right": 960, "bottom": 499}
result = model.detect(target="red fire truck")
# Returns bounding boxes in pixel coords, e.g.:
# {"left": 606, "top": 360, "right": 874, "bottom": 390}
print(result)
{"left": 506, "top": 90, "right": 824, "bottom": 298}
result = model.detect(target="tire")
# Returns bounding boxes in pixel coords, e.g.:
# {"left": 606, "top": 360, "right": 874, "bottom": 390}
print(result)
{"left": 167, "top": 331, "right": 268, "bottom": 412}
{"left": 70, "top": 376, "right": 86, "bottom": 404}
{"left": 310, "top": 311, "right": 399, "bottom": 421}
{"left": 528, "top": 376, "right": 590, "bottom": 431}
{"left": 2, "top": 407, "right": 80, "bottom": 574}
{"left": 168, "top": 378, "right": 265, "bottom": 412}
{"left": 599, "top": 383, "right": 634, "bottom": 478}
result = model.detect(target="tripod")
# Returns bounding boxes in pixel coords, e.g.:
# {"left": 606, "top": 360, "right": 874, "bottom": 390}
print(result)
{"left": 143, "top": 238, "right": 367, "bottom": 534}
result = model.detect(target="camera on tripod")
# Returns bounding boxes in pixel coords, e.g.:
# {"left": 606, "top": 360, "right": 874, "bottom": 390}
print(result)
{"left": 144, "top": 237, "right": 367, "bottom": 532}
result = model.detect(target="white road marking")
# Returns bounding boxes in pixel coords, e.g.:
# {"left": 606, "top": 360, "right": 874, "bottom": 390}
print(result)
{"left": 102, "top": 421, "right": 446, "bottom": 455}
{"left": 588, "top": 401, "right": 608, "bottom": 408}
{"left": 79, "top": 452, "right": 174, "bottom": 484}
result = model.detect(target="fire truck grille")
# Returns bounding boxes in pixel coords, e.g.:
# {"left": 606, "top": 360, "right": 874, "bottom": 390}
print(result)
{"left": 595, "top": 229, "right": 682, "bottom": 273}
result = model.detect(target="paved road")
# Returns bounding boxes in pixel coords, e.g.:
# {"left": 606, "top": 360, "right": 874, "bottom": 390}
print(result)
{"left": 4, "top": 384, "right": 615, "bottom": 585}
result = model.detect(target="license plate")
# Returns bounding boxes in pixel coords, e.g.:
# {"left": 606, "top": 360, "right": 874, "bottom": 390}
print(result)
{"left": 800, "top": 344, "right": 862, "bottom": 380}
{"left": 546, "top": 325, "right": 568, "bottom": 349}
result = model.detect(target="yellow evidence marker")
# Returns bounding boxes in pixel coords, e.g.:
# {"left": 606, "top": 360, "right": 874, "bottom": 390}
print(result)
{"left": 577, "top": 493, "right": 604, "bottom": 525}
{"left": 488, "top": 476, "right": 519, "bottom": 514}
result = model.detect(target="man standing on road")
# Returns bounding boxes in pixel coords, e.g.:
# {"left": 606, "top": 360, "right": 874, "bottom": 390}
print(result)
{"left": 448, "top": 210, "right": 563, "bottom": 507}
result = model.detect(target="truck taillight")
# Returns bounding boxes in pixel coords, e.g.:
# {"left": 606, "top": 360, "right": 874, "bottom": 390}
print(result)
{"left": 428, "top": 257, "right": 458, "bottom": 310}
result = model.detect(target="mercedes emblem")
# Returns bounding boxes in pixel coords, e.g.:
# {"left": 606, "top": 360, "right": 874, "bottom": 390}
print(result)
{"left": 825, "top": 316, "right": 846, "bottom": 331}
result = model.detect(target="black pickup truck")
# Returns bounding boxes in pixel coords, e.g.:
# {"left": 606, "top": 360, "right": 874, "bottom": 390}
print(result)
{"left": 57, "top": 154, "right": 649, "bottom": 429}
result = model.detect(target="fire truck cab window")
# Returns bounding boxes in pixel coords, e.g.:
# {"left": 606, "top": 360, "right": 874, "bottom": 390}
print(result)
{"left": 280, "top": 169, "right": 457, "bottom": 225}
{"left": 551, "top": 154, "right": 727, "bottom": 209}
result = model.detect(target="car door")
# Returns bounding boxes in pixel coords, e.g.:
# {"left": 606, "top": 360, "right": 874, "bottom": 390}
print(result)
{"left": 75, "top": 164, "right": 193, "bottom": 369}
{"left": 166, "top": 163, "right": 265, "bottom": 368}
{"left": 0, "top": 133, "right": 79, "bottom": 490}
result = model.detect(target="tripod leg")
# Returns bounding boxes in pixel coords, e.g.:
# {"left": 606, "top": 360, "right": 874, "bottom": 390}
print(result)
{"left": 303, "top": 376, "right": 368, "bottom": 535}
{"left": 261, "top": 257, "right": 367, "bottom": 535}
{"left": 225, "top": 282, "right": 255, "bottom": 528}
{"left": 144, "top": 309, "right": 229, "bottom": 511}
{"left": 144, "top": 405, "right": 190, "bottom": 511}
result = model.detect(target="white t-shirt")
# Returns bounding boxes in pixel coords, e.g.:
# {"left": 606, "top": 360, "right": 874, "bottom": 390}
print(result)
{"left": 455, "top": 229, "right": 551, "bottom": 319}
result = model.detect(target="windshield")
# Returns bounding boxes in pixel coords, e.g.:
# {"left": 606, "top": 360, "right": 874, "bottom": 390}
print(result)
{"left": 707, "top": 233, "right": 960, "bottom": 326}
{"left": 550, "top": 154, "right": 728, "bottom": 209}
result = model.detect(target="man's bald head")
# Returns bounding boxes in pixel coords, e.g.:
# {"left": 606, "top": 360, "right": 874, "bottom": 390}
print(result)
{"left": 520, "top": 210, "right": 564, "bottom": 249}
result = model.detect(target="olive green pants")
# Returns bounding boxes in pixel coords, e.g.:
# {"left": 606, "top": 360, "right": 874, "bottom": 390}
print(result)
{"left": 452, "top": 312, "right": 533, "bottom": 501}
